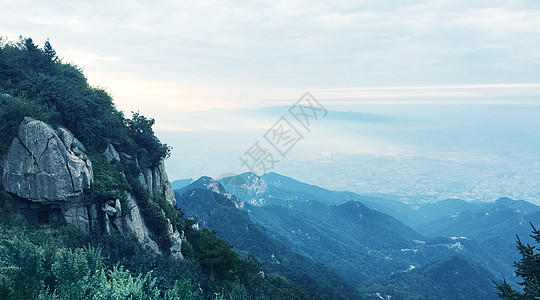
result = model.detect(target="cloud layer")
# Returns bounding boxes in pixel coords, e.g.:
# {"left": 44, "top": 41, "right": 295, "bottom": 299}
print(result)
{"left": 2, "top": 0, "right": 540, "bottom": 112}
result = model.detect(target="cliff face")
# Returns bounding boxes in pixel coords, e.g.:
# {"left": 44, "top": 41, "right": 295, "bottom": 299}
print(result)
{"left": 0, "top": 117, "right": 182, "bottom": 258}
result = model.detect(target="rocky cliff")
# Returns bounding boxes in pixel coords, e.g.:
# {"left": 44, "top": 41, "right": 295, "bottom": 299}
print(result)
{"left": 0, "top": 117, "right": 182, "bottom": 258}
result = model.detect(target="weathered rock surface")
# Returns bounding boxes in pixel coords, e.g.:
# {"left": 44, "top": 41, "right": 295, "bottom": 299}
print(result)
{"left": 1, "top": 117, "right": 93, "bottom": 202}
{"left": 139, "top": 159, "right": 176, "bottom": 206}
{"left": 168, "top": 221, "right": 184, "bottom": 259}
{"left": 104, "top": 143, "right": 120, "bottom": 163}
{"left": 122, "top": 192, "right": 161, "bottom": 254}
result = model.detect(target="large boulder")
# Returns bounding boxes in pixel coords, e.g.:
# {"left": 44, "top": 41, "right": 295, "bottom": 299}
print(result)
{"left": 1, "top": 117, "right": 93, "bottom": 202}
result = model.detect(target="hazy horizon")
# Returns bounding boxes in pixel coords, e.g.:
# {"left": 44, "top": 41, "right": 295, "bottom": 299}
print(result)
{"left": 160, "top": 102, "right": 539, "bottom": 204}
{"left": 2, "top": 0, "right": 539, "bottom": 204}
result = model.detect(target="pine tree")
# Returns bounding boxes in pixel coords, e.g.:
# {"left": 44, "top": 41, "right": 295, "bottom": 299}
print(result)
{"left": 42, "top": 38, "right": 57, "bottom": 62}
{"left": 495, "top": 223, "right": 540, "bottom": 299}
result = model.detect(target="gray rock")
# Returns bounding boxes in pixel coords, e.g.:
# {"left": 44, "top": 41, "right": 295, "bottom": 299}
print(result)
{"left": 63, "top": 203, "right": 90, "bottom": 233}
{"left": 120, "top": 152, "right": 133, "bottom": 160}
{"left": 141, "top": 168, "right": 153, "bottom": 194}
{"left": 104, "top": 144, "right": 120, "bottom": 163}
{"left": 122, "top": 192, "right": 161, "bottom": 254}
{"left": 1, "top": 118, "right": 182, "bottom": 258}
{"left": 138, "top": 172, "right": 149, "bottom": 191}
{"left": 137, "top": 149, "right": 152, "bottom": 168}
{"left": 114, "top": 199, "right": 122, "bottom": 217}
{"left": 168, "top": 220, "right": 183, "bottom": 259}
{"left": 88, "top": 203, "right": 100, "bottom": 233}
{"left": 102, "top": 203, "right": 117, "bottom": 216}
{"left": 57, "top": 127, "right": 87, "bottom": 157}
{"left": 1, "top": 118, "right": 93, "bottom": 202}
{"left": 139, "top": 159, "right": 175, "bottom": 206}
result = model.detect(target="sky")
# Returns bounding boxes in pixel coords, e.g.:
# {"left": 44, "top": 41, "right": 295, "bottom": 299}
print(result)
{"left": 2, "top": 0, "right": 540, "bottom": 112}
{"left": 2, "top": 0, "right": 540, "bottom": 201}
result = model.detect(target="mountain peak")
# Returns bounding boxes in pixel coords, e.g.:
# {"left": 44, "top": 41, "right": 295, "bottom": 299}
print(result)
{"left": 179, "top": 176, "right": 244, "bottom": 208}
{"left": 188, "top": 176, "right": 230, "bottom": 195}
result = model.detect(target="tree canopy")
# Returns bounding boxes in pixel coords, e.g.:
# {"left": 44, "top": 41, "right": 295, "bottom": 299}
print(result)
{"left": 495, "top": 223, "right": 540, "bottom": 299}
{"left": 0, "top": 36, "right": 170, "bottom": 164}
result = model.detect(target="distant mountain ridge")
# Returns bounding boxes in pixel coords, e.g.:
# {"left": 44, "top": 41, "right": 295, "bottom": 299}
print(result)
{"left": 173, "top": 173, "right": 499, "bottom": 298}
{"left": 170, "top": 171, "right": 540, "bottom": 296}
{"left": 219, "top": 172, "right": 362, "bottom": 206}
{"left": 174, "top": 177, "right": 362, "bottom": 299}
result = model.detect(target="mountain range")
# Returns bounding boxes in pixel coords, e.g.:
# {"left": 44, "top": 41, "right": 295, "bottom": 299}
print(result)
{"left": 171, "top": 172, "right": 532, "bottom": 299}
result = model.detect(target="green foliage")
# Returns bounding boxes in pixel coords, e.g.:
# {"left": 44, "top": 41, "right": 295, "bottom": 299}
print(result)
{"left": 0, "top": 37, "right": 166, "bottom": 163}
{"left": 163, "top": 279, "right": 201, "bottom": 300}
{"left": 0, "top": 222, "right": 275, "bottom": 299}
{"left": 0, "top": 93, "right": 58, "bottom": 155}
{"left": 77, "top": 266, "right": 160, "bottom": 300}
{"left": 125, "top": 112, "right": 171, "bottom": 163}
{"left": 49, "top": 247, "right": 105, "bottom": 299}
{"left": 85, "top": 152, "right": 129, "bottom": 207}
{"left": 0, "top": 227, "right": 46, "bottom": 299}
{"left": 495, "top": 223, "right": 540, "bottom": 299}
{"left": 185, "top": 228, "right": 241, "bottom": 281}
{"left": 153, "top": 192, "right": 189, "bottom": 232}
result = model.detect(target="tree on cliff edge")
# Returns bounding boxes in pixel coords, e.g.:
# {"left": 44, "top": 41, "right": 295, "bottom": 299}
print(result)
{"left": 495, "top": 223, "right": 540, "bottom": 299}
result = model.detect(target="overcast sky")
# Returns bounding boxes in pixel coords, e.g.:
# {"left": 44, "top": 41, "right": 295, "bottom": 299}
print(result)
{"left": 2, "top": 0, "right": 540, "bottom": 115}
{"left": 2, "top": 1, "right": 540, "bottom": 198}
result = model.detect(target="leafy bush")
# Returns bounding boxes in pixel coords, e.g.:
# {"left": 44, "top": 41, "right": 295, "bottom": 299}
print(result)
{"left": 185, "top": 228, "right": 242, "bottom": 281}
{"left": 0, "top": 222, "right": 279, "bottom": 299}
{"left": 0, "top": 37, "right": 166, "bottom": 164}
{"left": 85, "top": 152, "right": 129, "bottom": 207}
{"left": 0, "top": 93, "right": 58, "bottom": 155}
{"left": 125, "top": 112, "right": 171, "bottom": 164}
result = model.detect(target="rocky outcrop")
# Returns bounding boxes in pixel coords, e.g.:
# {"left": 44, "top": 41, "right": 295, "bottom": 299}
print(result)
{"left": 139, "top": 159, "right": 176, "bottom": 206}
{"left": 120, "top": 192, "right": 161, "bottom": 254}
{"left": 1, "top": 118, "right": 182, "bottom": 257}
{"left": 1, "top": 117, "right": 93, "bottom": 202}
{"left": 104, "top": 143, "right": 120, "bottom": 163}
{"left": 168, "top": 221, "right": 184, "bottom": 259}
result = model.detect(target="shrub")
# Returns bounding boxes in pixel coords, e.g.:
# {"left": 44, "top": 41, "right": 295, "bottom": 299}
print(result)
{"left": 0, "top": 93, "right": 58, "bottom": 155}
